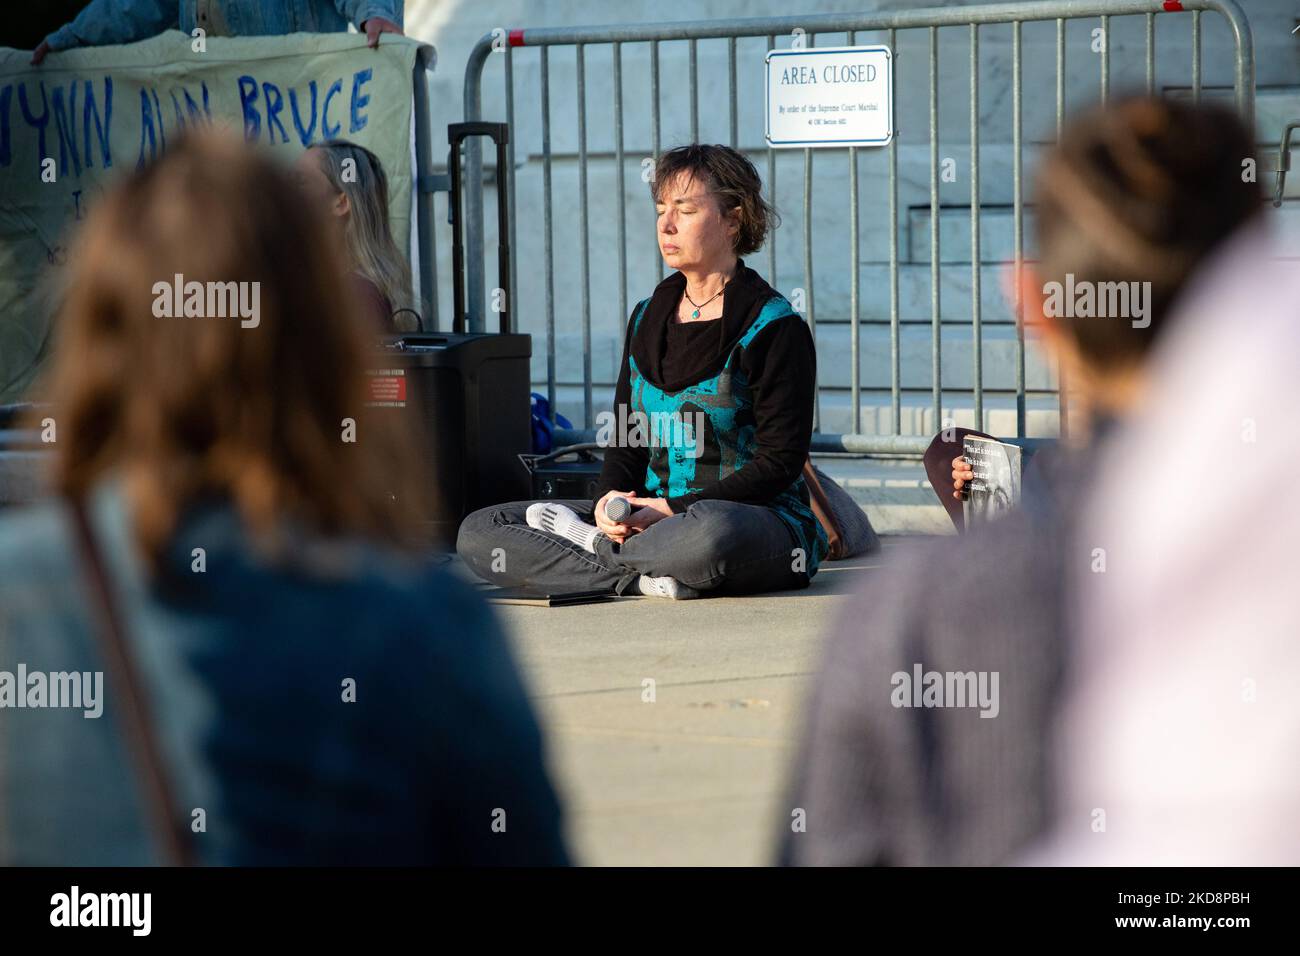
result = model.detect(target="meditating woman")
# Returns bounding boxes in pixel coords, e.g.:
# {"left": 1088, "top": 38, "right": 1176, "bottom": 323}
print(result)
{"left": 457, "top": 144, "right": 827, "bottom": 599}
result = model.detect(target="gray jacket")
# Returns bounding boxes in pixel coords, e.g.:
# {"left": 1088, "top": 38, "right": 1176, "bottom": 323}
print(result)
{"left": 780, "top": 448, "right": 1086, "bottom": 865}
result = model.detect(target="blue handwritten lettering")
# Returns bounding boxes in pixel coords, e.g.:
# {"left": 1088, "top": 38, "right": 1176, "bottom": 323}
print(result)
{"left": 181, "top": 82, "right": 210, "bottom": 123}
{"left": 349, "top": 68, "right": 372, "bottom": 134}
{"left": 18, "top": 82, "right": 51, "bottom": 169}
{"left": 237, "top": 75, "right": 260, "bottom": 141}
{"left": 138, "top": 88, "right": 162, "bottom": 166}
{"left": 289, "top": 80, "right": 318, "bottom": 146}
{"left": 262, "top": 81, "right": 288, "bottom": 144}
{"left": 50, "top": 82, "right": 83, "bottom": 178}
{"left": 83, "top": 77, "right": 112, "bottom": 170}
{"left": 322, "top": 78, "right": 342, "bottom": 139}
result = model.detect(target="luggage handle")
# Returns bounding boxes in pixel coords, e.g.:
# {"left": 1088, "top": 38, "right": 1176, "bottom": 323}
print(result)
{"left": 447, "top": 121, "right": 511, "bottom": 336}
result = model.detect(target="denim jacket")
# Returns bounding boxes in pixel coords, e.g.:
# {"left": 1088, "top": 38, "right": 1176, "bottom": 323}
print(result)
{"left": 0, "top": 481, "right": 567, "bottom": 865}
{"left": 45, "top": 0, "right": 404, "bottom": 51}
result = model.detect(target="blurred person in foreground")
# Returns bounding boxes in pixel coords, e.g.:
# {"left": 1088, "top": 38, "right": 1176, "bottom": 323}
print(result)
{"left": 1029, "top": 158, "right": 1300, "bottom": 867}
{"left": 779, "top": 95, "right": 1261, "bottom": 866}
{"left": 0, "top": 131, "right": 567, "bottom": 866}
{"left": 31, "top": 0, "right": 403, "bottom": 64}
{"left": 293, "top": 139, "right": 418, "bottom": 333}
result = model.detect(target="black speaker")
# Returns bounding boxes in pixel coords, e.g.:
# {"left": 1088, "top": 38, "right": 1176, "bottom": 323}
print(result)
{"left": 361, "top": 120, "right": 534, "bottom": 546}
{"left": 367, "top": 333, "right": 532, "bottom": 543}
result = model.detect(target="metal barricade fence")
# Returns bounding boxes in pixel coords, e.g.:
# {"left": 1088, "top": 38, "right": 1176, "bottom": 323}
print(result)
{"left": 459, "top": 0, "right": 1254, "bottom": 454}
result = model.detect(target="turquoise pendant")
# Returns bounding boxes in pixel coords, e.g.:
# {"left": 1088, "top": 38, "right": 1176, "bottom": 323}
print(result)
{"left": 692, "top": 308, "right": 700, "bottom": 319}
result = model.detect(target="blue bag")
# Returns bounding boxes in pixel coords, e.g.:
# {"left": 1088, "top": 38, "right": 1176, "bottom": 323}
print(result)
{"left": 530, "top": 393, "right": 573, "bottom": 455}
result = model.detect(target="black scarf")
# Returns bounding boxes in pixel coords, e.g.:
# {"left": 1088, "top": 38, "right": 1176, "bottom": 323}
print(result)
{"left": 630, "top": 259, "right": 782, "bottom": 392}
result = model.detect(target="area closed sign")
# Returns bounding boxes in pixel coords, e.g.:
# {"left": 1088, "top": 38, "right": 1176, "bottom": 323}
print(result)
{"left": 766, "top": 45, "right": 893, "bottom": 148}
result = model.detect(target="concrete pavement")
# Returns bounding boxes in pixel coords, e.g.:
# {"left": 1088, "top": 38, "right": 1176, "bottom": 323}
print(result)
{"left": 452, "top": 538, "right": 917, "bottom": 866}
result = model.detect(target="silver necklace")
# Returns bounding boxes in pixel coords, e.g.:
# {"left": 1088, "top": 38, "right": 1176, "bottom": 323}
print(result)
{"left": 683, "top": 278, "right": 728, "bottom": 319}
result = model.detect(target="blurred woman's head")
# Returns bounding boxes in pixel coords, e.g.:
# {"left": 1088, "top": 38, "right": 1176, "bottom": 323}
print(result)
{"left": 1025, "top": 95, "right": 1260, "bottom": 407}
{"left": 37, "top": 130, "right": 428, "bottom": 567}
{"left": 651, "top": 144, "right": 778, "bottom": 274}
{"left": 296, "top": 139, "right": 413, "bottom": 320}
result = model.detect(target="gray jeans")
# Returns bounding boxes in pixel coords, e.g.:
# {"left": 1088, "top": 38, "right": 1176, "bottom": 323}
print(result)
{"left": 456, "top": 498, "right": 814, "bottom": 596}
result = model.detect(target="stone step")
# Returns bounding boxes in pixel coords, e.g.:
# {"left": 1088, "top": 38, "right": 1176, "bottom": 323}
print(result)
{"left": 809, "top": 456, "right": 953, "bottom": 536}
{"left": 503, "top": 143, "right": 1049, "bottom": 301}
{"left": 504, "top": 196, "right": 1300, "bottom": 343}
{"left": 547, "top": 384, "right": 1062, "bottom": 439}
{"left": 908, "top": 205, "right": 1029, "bottom": 264}
{"left": 514, "top": 261, "right": 1025, "bottom": 352}
{"left": 533, "top": 319, "right": 1058, "bottom": 392}
{"left": 483, "top": 91, "right": 1300, "bottom": 323}
{"left": 1270, "top": 199, "right": 1300, "bottom": 249}
{"left": 813, "top": 321, "right": 1058, "bottom": 391}
{"left": 908, "top": 199, "right": 1300, "bottom": 262}
{"left": 1196, "top": 86, "right": 1300, "bottom": 146}
{"left": 810, "top": 388, "right": 1061, "bottom": 438}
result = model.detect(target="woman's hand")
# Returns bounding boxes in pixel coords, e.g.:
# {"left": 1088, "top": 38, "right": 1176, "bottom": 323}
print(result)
{"left": 594, "top": 490, "right": 635, "bottom": 544}
{"left": 951, "top": 454, "right": 975, "bottom": 501}
{"left": 622, "top": 496, "right": 674, "bottom": 532}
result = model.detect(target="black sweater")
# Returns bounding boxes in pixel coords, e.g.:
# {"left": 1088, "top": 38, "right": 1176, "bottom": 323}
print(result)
{"left": 592, "top": 262, "right": 817, "bottom": 513}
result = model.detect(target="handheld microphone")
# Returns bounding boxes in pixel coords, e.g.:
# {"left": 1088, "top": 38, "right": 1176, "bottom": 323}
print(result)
{"left": 605, "top": 497, "right": 633, "bottom": 523}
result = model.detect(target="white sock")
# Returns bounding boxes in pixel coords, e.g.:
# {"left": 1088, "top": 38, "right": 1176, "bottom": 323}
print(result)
{"left": 636, "top": 574, "right": 700, "bottom": 600}
{"left": 526, "top": 502, "right": 601, "bottom": 553}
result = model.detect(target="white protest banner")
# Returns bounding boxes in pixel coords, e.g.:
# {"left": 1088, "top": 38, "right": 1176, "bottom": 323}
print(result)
{"left": 0, "top": 31, "right": 432, "bottom": 404}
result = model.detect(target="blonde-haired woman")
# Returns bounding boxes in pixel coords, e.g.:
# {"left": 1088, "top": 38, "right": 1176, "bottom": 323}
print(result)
{"left": 294, "top": 138, "right": 418, "bottom": 333}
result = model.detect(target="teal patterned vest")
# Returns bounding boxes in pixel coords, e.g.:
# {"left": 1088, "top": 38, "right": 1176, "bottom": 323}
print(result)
{"left": 626, "top": 294, "right": 829, "bottom": 578}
